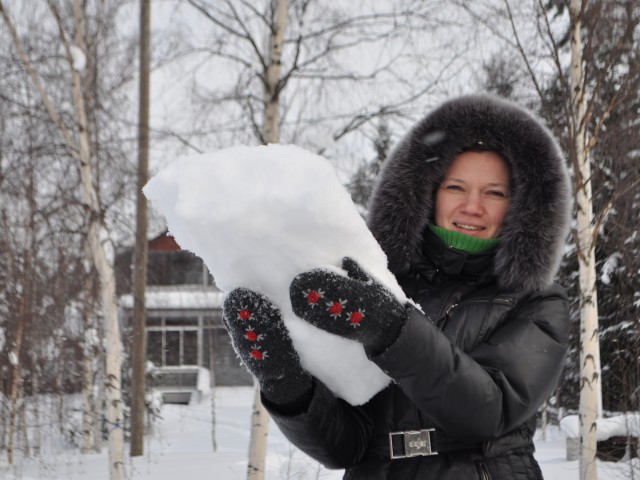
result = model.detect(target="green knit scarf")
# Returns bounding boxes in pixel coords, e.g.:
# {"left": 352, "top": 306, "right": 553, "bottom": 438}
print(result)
{"left": 429, "top": 224, "right": 500, "bottom": 254}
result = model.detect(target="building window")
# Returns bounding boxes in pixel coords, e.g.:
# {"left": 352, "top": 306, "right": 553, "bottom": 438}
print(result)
{"left": 164, "top": 331, "right": 181, "bottom": 365}
{"left": 202, "top": 313, "right": 253, "bottom": 386}
{"left": 146, "top": 251, "right": 213, "bottom": 286}
{"left": 142, "top": 312, "right": 252, "bottom": 386}
{"left": 148, "top": 330, "right": 163, "bottom": 366}
{"left": 146, "top": 315, "right": 202, "bottom": 367}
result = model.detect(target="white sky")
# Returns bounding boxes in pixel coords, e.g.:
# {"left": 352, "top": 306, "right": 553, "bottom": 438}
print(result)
{"left": 136, "top": 0, "right": 515, "bottom": 176}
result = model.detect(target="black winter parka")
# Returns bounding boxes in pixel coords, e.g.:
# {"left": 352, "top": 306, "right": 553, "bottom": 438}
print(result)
{"left": 266, "top": 95, "right": 573, "bottom": 479}
{"left": 267, "top": 229, "right": 569, "bottom": 479}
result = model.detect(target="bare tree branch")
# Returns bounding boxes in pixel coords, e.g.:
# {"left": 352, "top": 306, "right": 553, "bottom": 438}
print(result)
{"left": 0, "top": 1, "right": 78, "bottom": 159}
{"left": 503, "top": 0, "right": 545, "bottom": 100}
{"left": 186, "top": 0, "right": 267, "bottom": 69}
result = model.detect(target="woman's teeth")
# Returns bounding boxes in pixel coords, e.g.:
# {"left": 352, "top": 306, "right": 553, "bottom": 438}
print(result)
{"left": 456, "top": 223, "right": 482, "bottom": 231}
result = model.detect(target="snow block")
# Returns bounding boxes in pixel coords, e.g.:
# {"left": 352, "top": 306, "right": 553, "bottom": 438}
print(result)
{"left": 144, "top": 144, "right": 407, "bottom": 405}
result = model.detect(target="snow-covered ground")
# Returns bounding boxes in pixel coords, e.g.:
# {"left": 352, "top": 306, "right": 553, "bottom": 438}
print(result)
{"left": 2, "top": 387, "right": 637, "bottom": 480}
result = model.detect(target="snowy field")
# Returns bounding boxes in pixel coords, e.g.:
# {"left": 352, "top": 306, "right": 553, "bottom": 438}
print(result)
{"left": 1, "top": 387, "right": 637, "bottom": 480}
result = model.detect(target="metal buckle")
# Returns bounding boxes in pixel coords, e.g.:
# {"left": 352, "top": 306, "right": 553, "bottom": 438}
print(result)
{"left": 389, "top": 429, "right": 438, "bottom": 459}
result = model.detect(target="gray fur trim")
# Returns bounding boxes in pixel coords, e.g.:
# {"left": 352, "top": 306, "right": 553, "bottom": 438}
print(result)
{"left": 367, "top": 94, "right": 572, "bottom": 292}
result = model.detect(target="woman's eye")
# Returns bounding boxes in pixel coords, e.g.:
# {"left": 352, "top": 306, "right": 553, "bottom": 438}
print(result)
{"left": 445, "top": 184, "right": 463, "bottom": 191}
{"left": 487, "top": 190, "right": 507, "bottom": 198}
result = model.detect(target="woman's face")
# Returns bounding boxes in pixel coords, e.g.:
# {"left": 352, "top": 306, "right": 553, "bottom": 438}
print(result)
{"left": 435, "top": 151, "right": 510, "bottom": 239}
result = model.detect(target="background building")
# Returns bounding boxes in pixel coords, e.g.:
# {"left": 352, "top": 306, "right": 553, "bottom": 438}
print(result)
{"left": 116, "top": 231, "right": 252, "bottom": 387}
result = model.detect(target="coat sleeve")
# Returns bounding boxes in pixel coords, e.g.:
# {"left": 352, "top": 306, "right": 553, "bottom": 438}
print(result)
{"left": 262, "top": 378, "right": 374, "bottom": 469}
{"left": 371, "top": 284, "right": 570, "bottom": 442}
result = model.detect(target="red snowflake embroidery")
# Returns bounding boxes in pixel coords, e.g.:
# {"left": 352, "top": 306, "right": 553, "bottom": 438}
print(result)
{"left": 250, "top": 346, "right": 267, "bottom": 360}
{"left": 303, "top": 289, "right": 324, "bottom": 306}
{"left": 238, "top": 308, "right": 252, "bottom": 320}
{"left": 349, "top": 310, "right": 365, "bottom": 327}
{"left": 244, "top": 326, "right": 264, "bottom": 342}
{"left": 327, "top": 299, "right": 347, "bottom": 318}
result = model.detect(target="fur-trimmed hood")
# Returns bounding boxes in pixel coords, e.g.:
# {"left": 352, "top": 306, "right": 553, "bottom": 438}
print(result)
{"left": 367, "top": 94, "right": 572, "bottom": 292}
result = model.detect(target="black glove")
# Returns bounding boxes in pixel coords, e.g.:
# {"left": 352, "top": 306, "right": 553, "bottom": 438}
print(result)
{"left": 223, "top": 288, "right": 312, "bottom": 405}
{"left": 290, "top": 257, "right": 408, "bottom": 356}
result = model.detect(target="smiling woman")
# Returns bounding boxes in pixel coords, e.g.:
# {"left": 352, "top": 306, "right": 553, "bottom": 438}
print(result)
{"left": 220, "top": 95, "right": 573, "bottom": 480}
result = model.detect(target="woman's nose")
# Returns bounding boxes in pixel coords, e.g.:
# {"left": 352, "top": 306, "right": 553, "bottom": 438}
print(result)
{"left": 460, "top": 192, "right": 484, "bottom": 215}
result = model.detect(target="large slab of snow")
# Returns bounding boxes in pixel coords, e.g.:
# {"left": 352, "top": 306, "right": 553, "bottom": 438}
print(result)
{"left": 144, "top": 144, "right": 408, "bottom": 405}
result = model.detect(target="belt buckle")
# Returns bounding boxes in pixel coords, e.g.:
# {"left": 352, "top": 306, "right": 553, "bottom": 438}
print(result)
{"left": 389, "top": 428, "right": 438, "bottom": 459}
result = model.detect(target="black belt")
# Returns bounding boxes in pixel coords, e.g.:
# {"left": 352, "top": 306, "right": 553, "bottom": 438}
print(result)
{"left": 370, "top": 428, "right": 482, "bottom": 459}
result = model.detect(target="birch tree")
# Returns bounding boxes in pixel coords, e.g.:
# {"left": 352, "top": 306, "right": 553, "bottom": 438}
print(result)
{"left": 568, "top": 2, "right": 599, "bottom": 476}
{"left": 80, "top": 269, "right": 102, "bottom": 454}
{"left": 0, "top": 2, "right": 126, "bottom": 478}
{"left": 246, "top": 2, "right": 288, "bottom": 477}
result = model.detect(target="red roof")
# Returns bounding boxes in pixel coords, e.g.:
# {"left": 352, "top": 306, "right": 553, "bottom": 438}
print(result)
{"left": 149, "top": 231, "right": 181, "bottom": 251}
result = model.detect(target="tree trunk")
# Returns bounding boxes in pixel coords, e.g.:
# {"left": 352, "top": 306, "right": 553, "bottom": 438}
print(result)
{"left": 247, "top": 1, "right": 289, "bottom": 479}
{"left": 19, "top": 386, "right": 29, "bottom": 458}
{"left": 94, "top": 344, "right": 106, "bottom": 453}
{"left": 89, "top": 222, "right": 125, "bottom": 480}
{"left": 81, "top": 271, "right": 98, "bottom": 454}
{"left": 69, "top": 1, "right": 125, "bottom": 476}
{"left": 247, "top": 384, "right": 270, "bottom": 480}
{"left": 569, "top": 1, "right": 601, "bottom": 479}
{"left": 130, "top": 0, "right": 151, "bottom": 457}
{"left": 261, "top": 0, "right": 288, "bottom": 146}
{"left": 81, "top": 342, "right": 96, "bottom": 453}
{"left": 32, "top": 374, "right": 41, "bottom": 456}
{"left": 7, "top": 294, "right": 25, "bottom": 465}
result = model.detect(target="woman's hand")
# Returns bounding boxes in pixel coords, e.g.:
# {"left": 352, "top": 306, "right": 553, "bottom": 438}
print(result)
{"left": 223, "top": 288, "right": 312, "bottom": 404}
{"left": 290, "top": 257, "right": 408, "bottom": 356}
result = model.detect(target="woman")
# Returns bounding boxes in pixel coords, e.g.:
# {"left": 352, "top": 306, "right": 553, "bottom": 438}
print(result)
{"left": 223, "top": 94, "right": 572, "bottom": 479}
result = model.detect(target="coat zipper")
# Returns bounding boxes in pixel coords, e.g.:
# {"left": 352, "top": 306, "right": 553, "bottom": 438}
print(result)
{"left": 435, "top": 281, "right": 465, "bottom": 329}
{"left": 438, "top": 296, "right": 514, "bottom": 330}
{"left": 444, "top": 297, "right": 513, "bottom": 317}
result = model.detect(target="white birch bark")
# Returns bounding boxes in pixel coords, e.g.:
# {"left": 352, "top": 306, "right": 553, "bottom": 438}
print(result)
{"left": 247, "top": 383, "right": 270, "bottom": 480}
{"left": 569, "top": 1, "right": 602, "bottom": 479}
{"left": 247, "top": 1, "right": 289, "bottom": 478}
{"left": 81, "top": 345, "right": 96, "bottom": 453}
{"left": 261, "top": 0, "right": 288, "bottom": 146}
{"left": 69, "top": 2, "right": 124, "bottom": 476}
{"left": 81, "top": 273, "right": 98, "bottom": 454}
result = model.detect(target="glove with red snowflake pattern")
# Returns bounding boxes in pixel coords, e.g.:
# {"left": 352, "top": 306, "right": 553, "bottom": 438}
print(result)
{"left": 223, "top": 288, "right": 312, "bottom": 405}
{"left": 290, "top": 257, "right": 408, "bottom": 356}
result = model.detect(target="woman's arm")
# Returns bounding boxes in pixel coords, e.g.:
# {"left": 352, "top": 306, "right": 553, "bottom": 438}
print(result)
{"left": 263, "top": 378, "right": 374, "bottom": 469}
{"left": 372, "top": 284, "right": 569, "bottom": 442}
